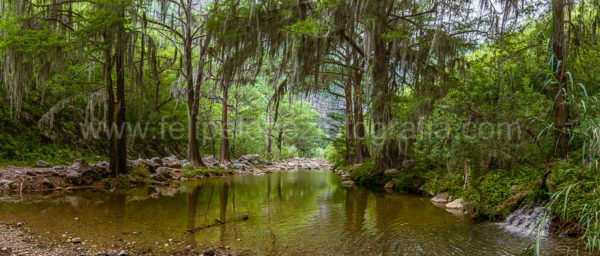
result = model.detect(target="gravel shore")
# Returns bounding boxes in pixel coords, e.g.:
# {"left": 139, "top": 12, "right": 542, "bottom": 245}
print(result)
{"left": 0, "top": 223, "right": 231, "bottom": 256}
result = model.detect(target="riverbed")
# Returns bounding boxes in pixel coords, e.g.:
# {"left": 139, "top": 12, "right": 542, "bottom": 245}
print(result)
{"left": 0, "top": 170, "right": 585, "bottom": 255}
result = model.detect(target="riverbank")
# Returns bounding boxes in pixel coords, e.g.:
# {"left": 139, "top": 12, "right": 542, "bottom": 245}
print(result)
{"left": 0, "top": 156, "right": 330, "bottom": 193}
{"left": 332, "top": 161, "right": 587, "bottom": 239}
{"left": 0, "top": 222, "right": 234, "bottom": 256}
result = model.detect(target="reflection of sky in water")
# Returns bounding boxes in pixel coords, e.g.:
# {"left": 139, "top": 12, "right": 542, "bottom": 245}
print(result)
{"left": 0, "top": 170, "right": 586, "bottom": 255}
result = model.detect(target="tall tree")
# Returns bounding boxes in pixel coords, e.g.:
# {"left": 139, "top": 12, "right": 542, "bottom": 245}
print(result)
{"left": 551, "top": 0, "right": 569, "bottom": 157}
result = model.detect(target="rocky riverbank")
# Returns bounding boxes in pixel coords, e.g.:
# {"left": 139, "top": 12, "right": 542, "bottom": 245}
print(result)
{"left": 0, "top": 222, "right": 232, "bottom": 256}
{"left": 0, "top": 156, "right": 331, "bottom": 193}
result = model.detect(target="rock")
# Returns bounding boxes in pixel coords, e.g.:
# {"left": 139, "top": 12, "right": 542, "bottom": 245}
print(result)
{"left": 341, "top": 180, "right": 355, "bottom": 187}
{"left": 71, "top": 237, "right": 81, "bottom": 243}
{"left": 118, "top": 250, "right": 130, "bottom": 256}
{"left": 431, "top": 192, "right": 449, "bottom": 204}
{"left": 150, "top": 157, "right": 163, "bottom": 166}
{"left": 232, "top": 163, "right": 247, "bottom": 169}
{"left": 384, "top": 180, "right": 395, "bottom": 190}
{"left": 162, "top": 156, "right": 182, "bottom": 168}
{"left": 384, "top": 168, "right": 399, "bottom": 175}
{"left": 151, "top": 167, "right": 172, "bottom": 181}
{"left": 495, "top": 191, "right": 529, "bottom": 216}
{"left": 239, "top": 154, "right": 260, "bottom": 163}
{"left": 52, "top": 166, "right": 64, "bottom": 170}
{"left": 42, "top": 178, "right": 53, "bottom": 188}
{"left": 72, "top": 159, "right": 90, "bottom": 172}
{"left": 36, "top": 160, "right": 50, "bottom": 167}
{"left": 66, "top": 169, "right": 83, "bottom": 185}
{"left": 340, "top": 172, "right": 351, "bottom": 180}
{"left": 445, "top": 198, "right": 464, "bottom": 209}
{"left": 0, "top": 179, "right": 14, "bottom": 186}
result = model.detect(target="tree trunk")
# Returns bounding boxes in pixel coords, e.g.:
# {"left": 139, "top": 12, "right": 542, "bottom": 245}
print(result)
{"left": 552, "top": 0, "right": 569, "bottom": 158}
{"left": 277, "top": 129, "right": 283, "bottom": 155}
{"left": 183, "top": 1, "right": 206, "bottom": 168}
{"left": 220, "top": 85, "right": 230, "bottom": 163}
{"left": 115, "top": 7, "right": 127, "bottom": 174}
{"left": 352, "top": 60, "right": 369, "bottom": 163}
{"left": 371, "top": 0, "right": 398, "bottom": 172}
{"left": 344, "top": 79, "right": 356, "bottom": 165}
{"left": 103, "top": 34, "right": 117, "bottom": 175}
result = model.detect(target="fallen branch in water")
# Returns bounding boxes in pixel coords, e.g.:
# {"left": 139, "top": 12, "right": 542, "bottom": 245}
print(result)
{"left": 184, "top": 214, "right": 249, "bottom": 234}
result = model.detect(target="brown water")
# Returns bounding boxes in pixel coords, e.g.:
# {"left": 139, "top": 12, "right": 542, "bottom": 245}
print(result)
{"left": 0, "top": 170, "right": 585, "bottom": 255}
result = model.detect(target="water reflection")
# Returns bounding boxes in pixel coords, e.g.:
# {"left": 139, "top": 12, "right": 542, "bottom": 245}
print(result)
{"left": 0, "top": 170, "right": 585, "bottom": 255}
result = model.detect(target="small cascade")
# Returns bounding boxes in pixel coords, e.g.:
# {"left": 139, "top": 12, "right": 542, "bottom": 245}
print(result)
{"left": 498, "top": 204, "right": 550, "bottom": 237}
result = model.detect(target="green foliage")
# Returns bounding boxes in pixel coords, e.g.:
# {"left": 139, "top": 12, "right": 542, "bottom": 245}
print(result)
{"left": 349, "top": 159, "right": 387, "bottom": 187}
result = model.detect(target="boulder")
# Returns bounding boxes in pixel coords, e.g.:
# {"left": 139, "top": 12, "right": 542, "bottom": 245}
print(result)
{"left": 341, "top": 180, "right": 355, "bottom": 187}
{"left": 36, "top": 160, "right": 50, "bottom": 167}
{"left": 0, "top": 179, "right": 14, "bottom": 186}
{"left": 445, "top": 198, "right": 464, "bottom": 209}
{"left": 71, "top": 159, "right": 92, "bottom": 173}
{"left": 161, "top": 156, "right": 182, "bottom": 168}
{"left": 151, "top": 167, "right": 172, "bottom": 181}
{"left": 239, "top": 154, "right": 261, "bottom": 163}
{"left": 431, "top": 192, "right": 449, "bottom": 204}
{"left": 66, "top": 169, "right": 83, "bottom": 185}
{"left": 232, "top": 163, "right": 247, "bottom": 169}
{"left": 150, "top": 157, "right": 163, "bottom": 166}
{"left": 384, "top": 169, "right": 399, "bottom": 175}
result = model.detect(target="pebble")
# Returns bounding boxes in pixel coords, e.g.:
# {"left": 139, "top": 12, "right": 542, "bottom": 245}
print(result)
{"left": 164, "top": 243, "right": 169, "bottom": 247}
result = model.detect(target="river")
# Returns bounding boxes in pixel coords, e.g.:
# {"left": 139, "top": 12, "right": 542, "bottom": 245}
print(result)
{"left": 0, "top": 170, "right": 585, "bottom": 255}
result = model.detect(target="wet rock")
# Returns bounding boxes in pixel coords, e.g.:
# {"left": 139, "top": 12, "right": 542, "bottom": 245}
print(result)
{"left": 431, "top": 192, "right": 449, "bottom": 204}
{"left": 36, "top": 160, "right": 50, "bottom": 167}
{"left": 341, "top": 180, "right": 355, "bottom": 187}
{"left": 446, "top": 198, "right": 464, "bottom": 209}
{"left": 384, "top": 169, "right": 399, "bottom": 175}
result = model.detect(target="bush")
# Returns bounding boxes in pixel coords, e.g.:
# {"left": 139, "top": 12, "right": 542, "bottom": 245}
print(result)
{"left": 349, "top": 159, "right": 388, "bottom": 187}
